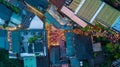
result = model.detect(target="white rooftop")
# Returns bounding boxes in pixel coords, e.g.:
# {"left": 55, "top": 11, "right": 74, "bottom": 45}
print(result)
{"left": 20, "top": 53, "right": 35, "bottom": 57}
{"left": 29, "top": 15, "right": 43, "bottom": 29}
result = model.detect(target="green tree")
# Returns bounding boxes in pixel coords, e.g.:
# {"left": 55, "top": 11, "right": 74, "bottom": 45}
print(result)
{"left": 104, "top": 43, "right": 120, "bottom": 60}
{"left": 28, "top": 35, "right": 38, "bottom": 43}
{"left": 101, "top": 43, "right": 120, "bottom": 66}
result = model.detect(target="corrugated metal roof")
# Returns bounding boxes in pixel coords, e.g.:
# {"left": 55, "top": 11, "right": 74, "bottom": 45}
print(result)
{"left": 0, "top": 30, "right": 9, "bottom": 50}
{"left": 112, "top": 16, "right": 120, "bottom": 32}
{"left": 0, "top": 38, "right": 9, "bottom": 50}
{"left": 65, "top": 32, "right": 75, "bottom": 57}
{"left": 70, "top": 57, "right": 80, "bottom": 67}
{"left": 0, "top": 4, "right": 12, "bottom": 21}
{"left": 0, "top": 30, "right": 7, "bottom": 37}
{"left": 10, "top": 13, "right": 22, "bottom": 25}
{"left": 45, "top": 12, "right": 73, "bottom": 30}
{"left": 11, "top": 31, "right": 20, "bottom": 53}
{"left": 50, "top": 46, "right": 60, "bottom": 65}
{"left": 74, "top": 34, "right": 93, "bottom": 60}
{"left": 61, "top": 6, "right": 87, "bottom": 27}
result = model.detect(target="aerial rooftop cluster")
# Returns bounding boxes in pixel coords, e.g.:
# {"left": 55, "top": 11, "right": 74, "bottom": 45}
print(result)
{"left": 0, "top": 0, "right": 120, "bottom": 67}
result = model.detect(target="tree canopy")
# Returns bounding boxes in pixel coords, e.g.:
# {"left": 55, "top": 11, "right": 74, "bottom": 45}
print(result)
{"left": 100, "top": 43, "right": 120, "bottom": 66}
{"left": 104, "top": 43, "right": 120, "bottom": 59}
{"left": 0, "top": 49, "right": 23, "bottom": 67}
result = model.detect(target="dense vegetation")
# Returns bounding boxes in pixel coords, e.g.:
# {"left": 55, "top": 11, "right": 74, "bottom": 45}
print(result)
{"left": 0, "top": 0, "right": 20, "bottom": 13}
{"left": 0, "top": 49, "right": 23, "bottom": 67}
{"left": 94, "top": 36, "right": 120, "bottom": 67}
{"left": 103, "top": 0, "right": 120, "bottom": 11}
{"left": 102, "top": 43, "right": 120, "bottom": 66}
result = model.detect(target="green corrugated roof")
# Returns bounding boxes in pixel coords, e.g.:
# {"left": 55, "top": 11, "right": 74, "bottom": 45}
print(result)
{"left": 96, "top": 4, "right": 120, "bottom": 26}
